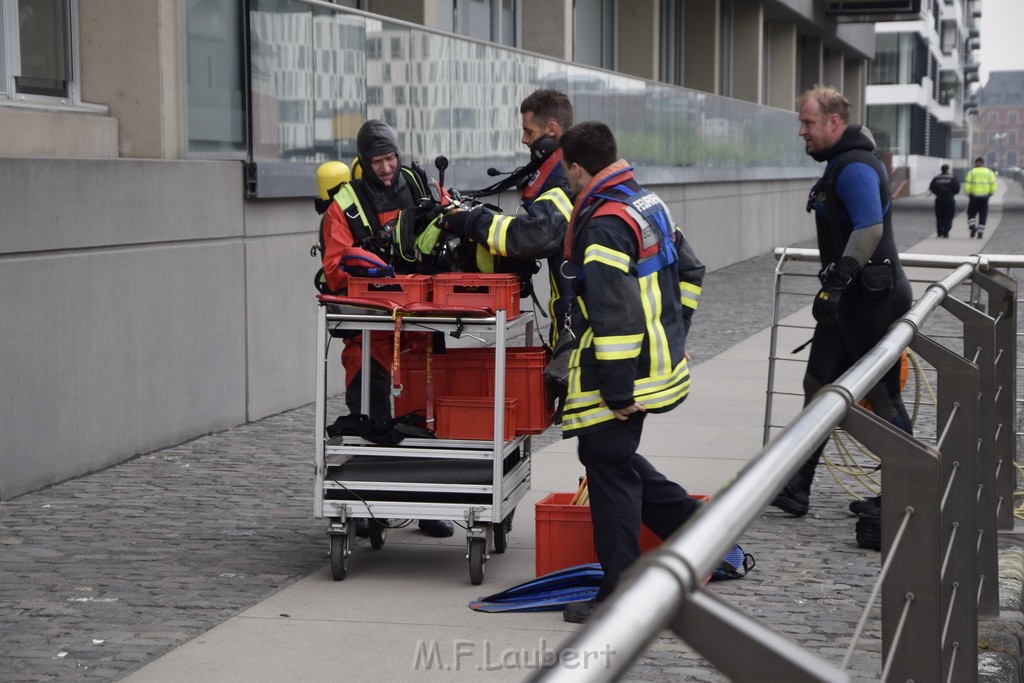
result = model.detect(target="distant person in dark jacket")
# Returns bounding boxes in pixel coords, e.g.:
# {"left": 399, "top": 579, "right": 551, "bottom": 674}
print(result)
{"left": 928, "top": 164, "right": 960, "bottom": 238}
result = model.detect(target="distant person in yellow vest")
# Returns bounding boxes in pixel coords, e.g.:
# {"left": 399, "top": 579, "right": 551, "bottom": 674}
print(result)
{"left": 963, "top": 157, "right": 997, "bottom": 239}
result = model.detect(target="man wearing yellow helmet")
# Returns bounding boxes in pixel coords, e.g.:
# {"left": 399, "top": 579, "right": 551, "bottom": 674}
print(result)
{"left": 315, "top": 122, "right": 454, "bottom": 538}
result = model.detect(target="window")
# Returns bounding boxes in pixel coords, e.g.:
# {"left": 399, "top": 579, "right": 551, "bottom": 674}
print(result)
{"left": 451, "top": 0, "right": 517, "bottom": 47}
{"left": 869, "top": 32, "right": 916, "bottom": 86}
{"left": 574, "top": 0, "right": 616, "bottom": 70}
{"left": 659, "top": 0, "right": 685, "bottom": 87}
{"left": 1, "top": 0, "right": 77, "bottom": 102}
{"left": 186, "top": 0, "right": 245, "bottom": 155}
{"left": 762, "top": 20, "right": 771, "bottom": 105}
{"left": 720, "top": 0, "right": 733, "bottom": 97}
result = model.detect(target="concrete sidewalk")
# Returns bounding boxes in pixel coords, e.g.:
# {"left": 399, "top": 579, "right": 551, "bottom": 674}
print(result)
{"left": 118, "top": 188, "right": 1023, "bottom": 682}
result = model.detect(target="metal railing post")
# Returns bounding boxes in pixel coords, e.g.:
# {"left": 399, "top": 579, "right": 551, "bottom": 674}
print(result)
{"left": 971, "top": 269, "right": 1019, "bottom": 531}
{"left": 943, "top": 295, "right": 1001, "bottom": 616}
{"left": 840, "top": 400, "right": 945, "bottom": 682}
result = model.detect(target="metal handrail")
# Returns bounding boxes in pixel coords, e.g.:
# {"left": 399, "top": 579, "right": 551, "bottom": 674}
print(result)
{"left": 531, "top": 250, "right": 1020, "bottom": 682}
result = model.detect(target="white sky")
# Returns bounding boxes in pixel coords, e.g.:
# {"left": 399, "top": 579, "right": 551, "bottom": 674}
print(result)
{"left": 979, "top": 0, "right": 1024, "bottom": 85}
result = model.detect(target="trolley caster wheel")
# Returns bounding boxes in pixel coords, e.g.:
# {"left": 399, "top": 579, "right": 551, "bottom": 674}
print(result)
{"left": 369, "top": 519, "right": 388, "bottom": 550}
{"left": 492, "top": 510, "right": 514, "bottom": 554}
{"left": 330, "top": 532, "right": 350, "bottom": 581}
{"left": 468, "top": 537, "right": 487, "bottom": 585}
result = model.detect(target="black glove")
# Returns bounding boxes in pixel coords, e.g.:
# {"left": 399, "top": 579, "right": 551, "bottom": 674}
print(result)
{"left": 442, "top": 209, "right": 473, "bottom": 239}
{"left": 812, "top": 256, "right": 859, "bottom": 324}
{"left": 412, "top": 199, "right": 442, "bottom": 234}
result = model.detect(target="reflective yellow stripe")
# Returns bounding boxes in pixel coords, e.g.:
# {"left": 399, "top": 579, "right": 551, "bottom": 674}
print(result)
{"left": 583, "top": 244, "right": 630, "bottom": 273}
{"left": 634, "top": 359, "right": 689, "bottom": 396}
{"left": 680, "top": 281, "right": 701, "bottom": 310}
{"left": 562, "top": 404, "right": 616, "bottom": 431}
{"left": 561, "top": 360, "right": 690, "bottom": 431}
{"left": 639, "top": 274, "right": 670, "bottom": 375}
{"left": 487, "top": 215, "right": 514, "bottom": 256}
{"left": 535, "top": 188, "right": 573, "bottom": 219}
{"left": 594, "top": 333, "right": 643, "bottom": 360}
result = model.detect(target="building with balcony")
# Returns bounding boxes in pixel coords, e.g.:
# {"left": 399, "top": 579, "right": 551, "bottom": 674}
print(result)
{"left": 0, "top": 0, "right": 887, "bottom": 499}
{"left": 865, "top": 0, "right": 980, "bottom": 194}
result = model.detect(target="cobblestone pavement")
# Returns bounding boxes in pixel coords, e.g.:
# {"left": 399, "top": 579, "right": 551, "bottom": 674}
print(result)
{"left": 2, "top": 186, "right": 1024, "bottom": 682}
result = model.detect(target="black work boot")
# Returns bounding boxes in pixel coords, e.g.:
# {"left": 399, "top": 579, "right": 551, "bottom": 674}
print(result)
{"left": 770, "top": 482, "right": 809, "bottom": 517}
{"left": 563, "top": 599, "right": 601, "bottom": 624}
{"left": 770, "top": 466, "right": 814, "bottom": 517}
{"left": 849, "top": 495, "right": 880, "bottom": 516}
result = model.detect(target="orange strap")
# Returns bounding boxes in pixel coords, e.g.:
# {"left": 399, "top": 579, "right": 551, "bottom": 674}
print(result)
{"left": 425, "top": 345, "right": 434, "bottom": 425}
{"left": 391, "top": 313, "right": 404, "bottom": 397}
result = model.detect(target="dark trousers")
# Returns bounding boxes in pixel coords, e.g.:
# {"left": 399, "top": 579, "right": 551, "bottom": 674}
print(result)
{"left": 345, "top": 360, "right": 393, "bottom": 420}
{"left": 577, "top": 414, "right": 702, "bottom": 600}
{"left": 967, "top": 195, "right": 990, "bottom": 230}
{"left": 934, "top": 198, "right": 955, "bottom": 237}
{"left": 796, "top": 277, "right": 915, "bottom": 485}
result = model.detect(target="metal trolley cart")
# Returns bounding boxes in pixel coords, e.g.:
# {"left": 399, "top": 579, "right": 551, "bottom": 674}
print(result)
{"left": 314, "top": 302, "right": 535, "bottom": 585}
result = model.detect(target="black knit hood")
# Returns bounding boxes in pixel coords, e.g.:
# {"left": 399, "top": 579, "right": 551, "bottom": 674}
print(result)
{"left": 355, "top": 119, "right": 411, "bottom": 211}
{"left": 811, "top": 124, "right": 877, "bottom": 163}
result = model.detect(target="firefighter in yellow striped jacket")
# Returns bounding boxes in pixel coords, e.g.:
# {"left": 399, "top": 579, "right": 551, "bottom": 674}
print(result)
{"left": 556, "top": 121, "right": 703, "bottom": 624}
{"left": 964, "top": 156, "right": 997, "bottom": 238}
{"left": 442, "top": 89, "right": 577, "bottom": 345}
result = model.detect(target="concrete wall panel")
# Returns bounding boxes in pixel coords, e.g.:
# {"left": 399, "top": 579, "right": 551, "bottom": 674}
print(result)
{"left": 667, "top": 179, "right": 812, "bottom": 271}
{"left": 0, "top": 243, "right": 247, "bottom": 499}
{"left": 245, "top": 233, "right": 344, "bottom": 420}
{"left": 0, "top": 109, "right": 118, "bottom": 158}
{"left": 0, "top": 159, "right": 243, "bottom": 254}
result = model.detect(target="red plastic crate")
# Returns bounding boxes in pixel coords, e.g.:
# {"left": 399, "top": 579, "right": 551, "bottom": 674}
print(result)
{"left": 435, "top": 396, "right": 517, "bottom": 442}
{"left": 392, "top": 349, "right": 490, "bottom": 416}
{"left": 347, "top": 274, "right": 432, "bottom": 306}
{"left": 393, "top": 352, "right": 451, "bottom": 417}
{"left": 484, "top": 347, "right": 553, "bottom": 434}
{"left": 534, "top": 492, "right": 709, "bottom": 576}
{"left": 432, "top": 273, "right": 520, "bottom": 316}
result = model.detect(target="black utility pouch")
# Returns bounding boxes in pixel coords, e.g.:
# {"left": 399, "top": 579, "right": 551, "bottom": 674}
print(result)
{"left": 859, "top": 260, "right": 894, "bottom": 301}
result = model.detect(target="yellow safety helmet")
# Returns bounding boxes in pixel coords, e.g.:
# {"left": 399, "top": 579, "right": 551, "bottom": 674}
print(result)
{"left": 350, "top": 156, "right": 362, "bottom": 180}
{"left": 316, "top": 161, "right": 351, "bottom": 200}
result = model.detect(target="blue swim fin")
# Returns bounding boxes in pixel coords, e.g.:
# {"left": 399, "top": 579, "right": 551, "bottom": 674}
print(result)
{"left": 469, "top": 563, "right": 603, "bottom": 613}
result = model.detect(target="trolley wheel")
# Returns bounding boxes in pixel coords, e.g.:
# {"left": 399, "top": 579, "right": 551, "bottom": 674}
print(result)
{"left": 468, "top": 537, "right": 487, "bottom": 585}
{"left": 492, "top": 510, "right": 515, "bottom": 554}
{"left": 369, "top": 519, "right": 388, "bottom": 550}
{"left": 330, "top": 532, "right": 350, "bottom": 581}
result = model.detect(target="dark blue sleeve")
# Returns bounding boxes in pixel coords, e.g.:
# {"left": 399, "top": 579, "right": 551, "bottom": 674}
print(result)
{"left": 835, "top": 162, "right": 884, "bottom": 230}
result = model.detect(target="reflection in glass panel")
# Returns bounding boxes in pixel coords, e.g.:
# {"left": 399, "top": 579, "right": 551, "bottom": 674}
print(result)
{"left": 239, "top": 2, "right": 814, "bottom": 196}
{"left": 187, "top": 0, "right": 246, "bottom": 154}
{"left": 250, "top": 0, "right": 314, "bottom": 162}
{"left": 312, "top": 9, "right": 364, "bottom": 162}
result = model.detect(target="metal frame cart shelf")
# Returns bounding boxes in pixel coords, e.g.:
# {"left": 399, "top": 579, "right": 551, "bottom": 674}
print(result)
{"left": 314, "top": 303, "right": 535, "bottom": 585}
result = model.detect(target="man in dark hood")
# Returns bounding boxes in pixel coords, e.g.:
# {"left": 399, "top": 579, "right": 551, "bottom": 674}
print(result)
{"left": 317, "top": 118, "right": 455, "bottom": 538}
{"left": 356, "top": 119, "right": 414, "bottom": 213}
{"left": 771, "top": 86, "right": 913, "bottom": 535}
